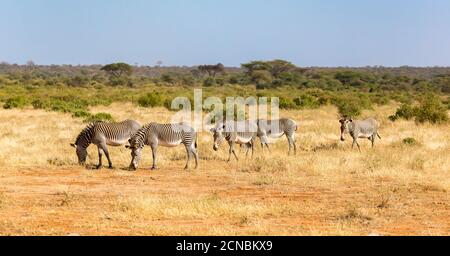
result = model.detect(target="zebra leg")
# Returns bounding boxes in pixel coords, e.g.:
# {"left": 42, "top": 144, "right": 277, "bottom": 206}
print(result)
{"left": 226, "top": 141, "right": 233, "bottom": 162}
{"left": 291, "top": 134, "right": 297, "bottom": 155}
{"left": 192, "top": 146, "right": 199, "bottom": 169}
{"left": 265, "top": 143, "right": 271, "bottom": 153}
{"left": 371, "top": 135, "right": 375, "bottom": 148}
{"left": 96, "top": 146, "right": 103, "bottom": 169}
{"left": 150, "top": 144, "right": 158, "bottom": 170}
{"left": 245, "top": 143, "right": 250, "bottom": 158}
{"left": 286, "top": 135, "right": 293, "bottom": 155}
{"left": 101, "top": 145, "right": 113, "bottom": 169}
{"left": 232, "top": 146, "right": 239, "bottom": 161}
{"left": 357, "top": 142, "right": 361, "bottom": 152}
{"left": 251, "top": 139, "right": 255, "bottom": 158}
{"left": 184, "top": 146, "right": 191, "bottom": 170}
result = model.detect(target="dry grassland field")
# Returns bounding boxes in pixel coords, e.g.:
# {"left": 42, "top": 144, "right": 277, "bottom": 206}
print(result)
{"left": 0, "top": 102, "right": 448, "bottom": 236}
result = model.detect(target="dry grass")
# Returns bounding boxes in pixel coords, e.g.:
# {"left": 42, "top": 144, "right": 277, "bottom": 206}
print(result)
{"left": 0, "top": 103, "right": 448, "bottom": 235}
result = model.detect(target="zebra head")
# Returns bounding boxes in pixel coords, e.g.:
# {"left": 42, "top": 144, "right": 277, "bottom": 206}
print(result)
{"left": 125, "top": 138, "right": 143, "bottom": 170}
{"left": 70, "top": 143, "right": 87, "bottom": 165}
{"left": 210, "top": 123, "right": 226, "bottom": 151}
{"left": 339, "top": 117, "right": 353, "bottom": 141}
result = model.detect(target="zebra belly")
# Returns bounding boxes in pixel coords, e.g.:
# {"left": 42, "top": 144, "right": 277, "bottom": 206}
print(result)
{"left": 358, "top": 133, "right": 373, "bottom": 138}
{"left": 158, "top": 140, "right": 182, "bottom": 147}
{"left": 268, "top": 132, "right": 285, "bottom": 138}
{"left": 235, "top": 136, "right": 251, "bottom": 144}
{"left": 106, "top": 138, "right": 129, "bottom": 146}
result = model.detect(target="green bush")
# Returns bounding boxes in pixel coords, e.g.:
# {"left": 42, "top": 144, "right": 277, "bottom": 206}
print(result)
{"left": 278, "top": 97, "right": 296, "bottom": 109}
{"left": 402, "top": 137, "right": 419, "bottom": 146}
{"left": 389, "top": 104, "right": 416, "bottom": 121}
{"left": 335, "top": 100, "right": 361, "bottom": 117}
{"left": 293, "top": 94, "right": 320, "bottom": 109}
{"left": 72, "top": 110, "right": 91, "bottom": 119}
{"left": 3, "top": 96, "right": 27, "bottom": 109}
{"left": 414, "top": 96, "right": 448, "bottom": 124}
{"left": 203, "top": 77, "right": 216, "bottom": 87}
{"left": 84, "top": 112, "right": 115, "bottom": 123}
{"left": 137, "top": 92, "right": 164, "bottom": 107}
{"left": 390, "top": 96, "right": 448, "bottom": 124}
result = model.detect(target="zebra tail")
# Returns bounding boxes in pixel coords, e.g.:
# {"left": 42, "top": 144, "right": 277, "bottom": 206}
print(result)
{"left": 195, "top": 133, "right": 198, "bottom": 149}
{"left": 377, "top": 132, "right": 381, "bottom": 139}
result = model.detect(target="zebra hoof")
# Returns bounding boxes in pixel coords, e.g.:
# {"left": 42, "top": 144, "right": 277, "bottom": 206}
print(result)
{"left": 96, "top": 165, "right": 102, "bottom": 170}
{"left": 151, "top": 167, "right": 158, "bottom": 171}
{"left": 108, "top": 166, "right": 113, "bottom": 170}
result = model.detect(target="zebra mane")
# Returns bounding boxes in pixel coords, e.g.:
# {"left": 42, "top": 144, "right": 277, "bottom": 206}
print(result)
{"left": 130, "top": 124, "right": 152, "bottom": 147}
{"left": 74, "top": 122, "right": 97, "bottom": 147}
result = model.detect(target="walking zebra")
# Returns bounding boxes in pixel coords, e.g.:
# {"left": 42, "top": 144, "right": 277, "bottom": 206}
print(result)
{"left": 257, "top": 118, "right": 298, "bottom": 155}
{"left": 339, "top": 117, "right": 381, "bottom": 151}
{"left": 210, "top": 120, "right": 258, "bottom": 162}
{"left": 126, "top": 122, "right": 198, "bottom": 170}
{"left": 71, "top": 119, "right": 142, "bottom": 169}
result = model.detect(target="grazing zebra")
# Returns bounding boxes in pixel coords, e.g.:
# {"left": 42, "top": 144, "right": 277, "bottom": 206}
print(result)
{"left": 126, "top": 122, "right": 198, "bottom": 170}
{"left": 210, "top": 120, "right": 258, "bottom": 162}
{"left": 339, "top": 117, "right": 381, "bottom": 151}
{"left": 257, "top": 118, "right": 298, "bottom": 155}
{"left": 70, "top": 119, "right": 142, "bottom": 169}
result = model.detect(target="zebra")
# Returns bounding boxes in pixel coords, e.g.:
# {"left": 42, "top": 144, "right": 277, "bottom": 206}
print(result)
{"left": 70, "top": 119, "right": 142, "bottom": 169}
{"left": 210, "top": 120, "right": 258, "bottom": 162}
{"left": 126, "top": 122, "right": 198, "bottom": 170}
{"left": 256, "top": 118, "right": 298, "bottom": 155}
{"left": 339, "top": 117, "right": 381, "bottom": 151}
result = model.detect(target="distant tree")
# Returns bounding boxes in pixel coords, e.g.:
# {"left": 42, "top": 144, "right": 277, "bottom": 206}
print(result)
{"left": 100, "top": 63, "right": 133, "bottom": 79}
{"left": 197, "top": 63, "right": 225, "bottom": 77}
{"left": 241, "top": 61, "right": 271, "bottom": 75}
{"left": 26, "top": 60, "right": 35, "bottom": 66}
{"left": 266, "top": 59, "right": 296, "bottom": 78}
{"left": 156, "top": 60, "right": 163, "bottom": 67}
{"left": 241, "top": 59, "right": 296, "bottom": 79}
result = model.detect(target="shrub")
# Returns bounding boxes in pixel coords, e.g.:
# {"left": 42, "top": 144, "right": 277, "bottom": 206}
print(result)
{"left": 414, "top": 96, "right": 448, "bottom": 124}
{"left": 72, "top": 110, "right": 91, "bottom": 119}
{"left": 278, "top": 97, "right": 296, "bottom": 109}
{"left": 84, "top": 112, "right": 115, "bottom": 123}
{"left": 335, "top": 100, "right": 361, "bottom": 117}
{"left": 203, "top": 77, "right": 216, "bottom": 87}
{"left": 389, "top": 104, "right": 416, "bottom": 121}
{"left": 3, "top": 96, "right": 27, "bottom": 109}
{"left": 293, "top": 94, "right": 320, "bottom": 109}
{"left": 389, "top": 96, "right": 448, "bottom": 124}
{"left": 402, "top": 137, "right": 419, "bottom": 146}
{"left": 137, "top": 92, "right": 164, "bottom": 107}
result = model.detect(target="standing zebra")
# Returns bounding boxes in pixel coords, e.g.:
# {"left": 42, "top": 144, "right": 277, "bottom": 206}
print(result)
{"left": 71, "top": 119, "right": 142, "bottom": 169}
{"left": 210, "top": 120, "right": 258, "bottom": 162}
{"left": 257, "top": 118, "right": 298, "bottom": 155}
{"left": 126, "top": 122, "right": 198, "bottom": 170}
{"left": 339, "top": 117, "right": 381, "bottom": 151}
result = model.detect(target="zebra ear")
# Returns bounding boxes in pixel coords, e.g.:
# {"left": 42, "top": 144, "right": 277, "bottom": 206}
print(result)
{"left": 70, "top": 143, "right": 76, "bottom": 148}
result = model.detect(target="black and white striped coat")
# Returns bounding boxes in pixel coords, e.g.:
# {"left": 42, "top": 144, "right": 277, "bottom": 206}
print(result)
{"left": 127, "top": 122, "right": 198, "bottom": 170}
{"left": 71, "top": 119, "right": 142, "bottom": 168}
{"left": 210, "top": 120, "right": 258, "bottom": 162}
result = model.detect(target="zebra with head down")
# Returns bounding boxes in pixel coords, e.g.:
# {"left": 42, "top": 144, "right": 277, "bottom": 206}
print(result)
{"left": 126, "top": 122, "right": 198, "bottom": 170}
{"left": 71, "top": 119, "right": 142, "bottom": 169}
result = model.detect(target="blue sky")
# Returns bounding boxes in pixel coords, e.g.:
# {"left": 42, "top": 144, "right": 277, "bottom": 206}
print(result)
{"left": 1, "top": 0, "right": 449, "bottom": 67}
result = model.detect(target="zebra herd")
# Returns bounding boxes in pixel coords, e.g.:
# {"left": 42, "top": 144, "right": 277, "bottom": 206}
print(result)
{"left": 71, "top": 117, "right": 380, "bottom": 170}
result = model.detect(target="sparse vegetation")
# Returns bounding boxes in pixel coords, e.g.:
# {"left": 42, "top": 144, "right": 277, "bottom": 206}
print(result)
{"left": 390, "top": 95, "right": 448, "bottom": 124}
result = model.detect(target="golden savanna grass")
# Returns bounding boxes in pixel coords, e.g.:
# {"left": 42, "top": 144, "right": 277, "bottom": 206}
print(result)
{"left": 0, "top": 103, "right": 449, "bottom": 235}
